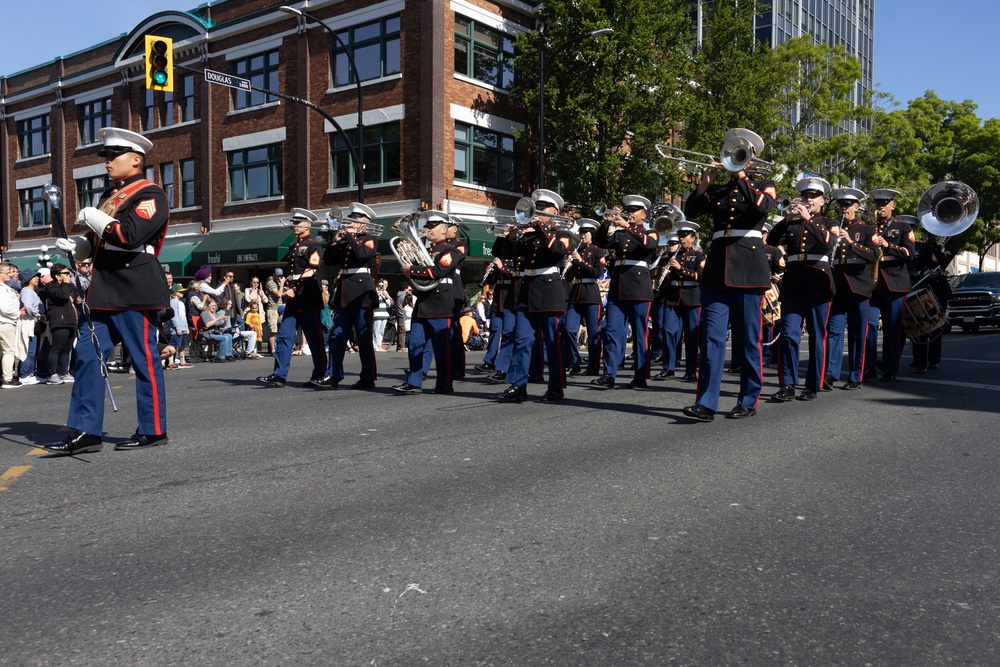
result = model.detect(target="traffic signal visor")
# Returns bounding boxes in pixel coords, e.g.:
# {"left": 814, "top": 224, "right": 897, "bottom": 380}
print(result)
{"left": 144, "top": 35, "right": 174, "bottom": 92}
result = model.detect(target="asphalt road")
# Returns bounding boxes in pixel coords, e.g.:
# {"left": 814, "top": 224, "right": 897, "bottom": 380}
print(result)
{"left": 2, "top": 332, "right": 999, "bottom": 666}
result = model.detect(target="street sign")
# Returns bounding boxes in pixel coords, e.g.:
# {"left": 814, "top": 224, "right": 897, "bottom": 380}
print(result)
{"left": 204, "top": 69, "right": 251, "bottom": 92}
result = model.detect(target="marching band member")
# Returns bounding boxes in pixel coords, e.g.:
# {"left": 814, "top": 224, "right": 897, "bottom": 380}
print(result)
{"left": 563, "top": 218, "right": 606, "bottom": 377}
{"left": 681, "top": 133, "right": 777, "bottom": 421}
{"left": 493, "top": 189, "right": 572, "bottom": 402}
{"left": 592, "top": 195, "right": 658, "bottom": 390}
{"left": 446, "top": 221, "right": 470, "bottom": 380}
{"left": 475, "top": 257, "right": 513, "bottom": 375}
{"left": 866, "top": 188, "right": 915, "bottom": 382}
{"left": 824, "top": 188, "right": 877, "bottom": 390}
{"left": 760, "top": 222, "right": 785, "bottom": 366}
{"left": 768, "top": 176, "right": 839, "bottom": 402}
{"left": 656, "top": 221, "right": 704, "bottom": 382}
{"left": 393, "top": 211, "right": 465, "bottom": 394}
{"left": 46, "top": 128, "right": 171, "bottom": 454}
{"left": 258, "top": 208, "right": 329, "bottom": 388}
{"left": 909, "top": 224, "right": 954, "bottom": 373}
{"left": 322, "top": 202, "right": 379, "bottom": 389}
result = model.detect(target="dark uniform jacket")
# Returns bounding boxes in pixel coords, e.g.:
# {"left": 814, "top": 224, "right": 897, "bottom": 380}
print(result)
{"left": 451, "top": 238, "right": 470, "bottom": 316}
{"left": 87, "top": 174, "right": 170, "bottom": 310}
{"left": 594, "top": 224, "right": 658, "bottom": 302}
{"left": 286, "top": 236, "right": 323, "bottom": 312}
{"left": 494, "top": 224, "right": 571, "bottom": 313}
{"left": 660, "top": 248, "right": 706, "bottom": 307}
{"left": 566, "top": 243, "right": 606, "bottom": 304}
{"left": 408, "top": 240, "right": 465, "bottom": 319}
{"left": 769, "top": 214, "right": 838, "bottom": 302}
{"left": 483, "top": 259, "right": 512, "bottom": 315}
{"left": 910, "top": 241, "right": 953, "bottom": 305}
{"left": 874, "top": 217, "right": 916, "bottom": 294}
{"left": 831, "top": 221, "right": 877, "bottom": 299}
{"left": 763, "top": 244, "right": 784, "bottom": 278}
{"left": 323, "top": 231, "right": 378, "bottom": 308}
{"left": 685, "top": 176, "right": 776, "bottom": 289}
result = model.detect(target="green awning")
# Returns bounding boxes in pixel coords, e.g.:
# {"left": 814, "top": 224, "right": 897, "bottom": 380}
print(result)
{"left": 5, "top": 256, "right": 43, "bottom": 271}
{"left": 157, "top": 242, "right": 198, "bottom": 276}
{"left": 190, "top": 228, "right": 296, "bottom": 268}
{"left": 372, "top": 218, "right": 497, "bottom": 259}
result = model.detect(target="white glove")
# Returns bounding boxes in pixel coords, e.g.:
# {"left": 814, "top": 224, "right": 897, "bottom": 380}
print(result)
{"left": 77, "top": 207, "right": 116, "bottom": 236}
{"left": 55, "top": 237, "right": 76, "bottom": 254}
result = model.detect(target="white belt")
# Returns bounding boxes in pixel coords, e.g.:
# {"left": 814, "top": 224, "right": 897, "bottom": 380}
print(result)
{"left": 437, "top": 277, "right": 454, "bottom": 285}
{"left": 786, "top": 254, "right": 830, "bottom": 263}
{"left": 616, "top": 260, "right": 648, "bottom": 268}
{"left": 671, "top": 280, "right": 699, "bottom": 287}
{"left": 839, "top": 259, "right": 868, "bottom": 265}
{"left": 712, "top": 229, "right": 763, "bottom": 241}
{"left": 342, "top": 267, "right": 370, "bottom": 275}
{"left": 518, "top": 266, "right": 561, "bottom": 277}
{"left": 104, "top": 243, "right": 154, "bottom": 254}
{"left": 577, "top": 278, "right": 597, "bottom": 284}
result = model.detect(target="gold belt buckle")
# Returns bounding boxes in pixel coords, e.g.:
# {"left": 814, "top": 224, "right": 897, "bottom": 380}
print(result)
{"left": 798, "top": 253, "right": 806, "bottom": 261}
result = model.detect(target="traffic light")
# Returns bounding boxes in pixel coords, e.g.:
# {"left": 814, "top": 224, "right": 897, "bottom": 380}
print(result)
{"left": 144, "top": 35, "right": 174, "bottom": 92}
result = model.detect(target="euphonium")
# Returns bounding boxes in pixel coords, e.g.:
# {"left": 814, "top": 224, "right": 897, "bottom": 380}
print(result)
{"left": 389, "top": 212, "right": 440, "bottom": 292}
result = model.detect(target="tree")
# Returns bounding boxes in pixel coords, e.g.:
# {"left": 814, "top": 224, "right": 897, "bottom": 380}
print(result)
{"left": 510, "top": 0, "right": 696, "bottom": 209}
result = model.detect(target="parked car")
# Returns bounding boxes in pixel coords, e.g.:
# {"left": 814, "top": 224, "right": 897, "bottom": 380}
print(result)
{"left": 947, "top": 272, "right": 1000, "bottom": 333}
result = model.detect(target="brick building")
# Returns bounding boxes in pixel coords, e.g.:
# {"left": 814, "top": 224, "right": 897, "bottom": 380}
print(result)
{"left": 2, "top": 0, "right": 540, "bottom": 285}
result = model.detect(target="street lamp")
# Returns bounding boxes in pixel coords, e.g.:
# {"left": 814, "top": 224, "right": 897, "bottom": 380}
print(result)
{"left": 280, "top": 5, "right": 366, "bottom": 203}
{"left": 537, "top": 27, "right": 614, "bottom": 189}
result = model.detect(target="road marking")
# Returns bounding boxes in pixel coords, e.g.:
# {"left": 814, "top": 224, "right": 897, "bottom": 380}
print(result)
{"left": 935, "top": 357, "right": 1000, "bottom": 365}
{"left": 0, "top": 465, "right": 31, "bottom": 492}
{"left": 26, "top": 448, "right": 48, "bottom": 456}
{"left": 897, "top": 376, "right": 1000, "bottom": 392}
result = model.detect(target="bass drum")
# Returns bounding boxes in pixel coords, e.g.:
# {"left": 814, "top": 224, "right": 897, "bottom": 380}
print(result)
{"left": 901, "top": 287, "right": 946, "bottom": 342}
{"left": 761, "top": 283, "right": 781, "bottom": 326}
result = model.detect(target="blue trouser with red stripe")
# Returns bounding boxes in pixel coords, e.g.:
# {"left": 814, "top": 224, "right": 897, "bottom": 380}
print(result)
{"left": 507, "top": 310, "right": 564, "bottom": 391}
{"left": 826, "top": 296, "right": 869, "bottom": 384}
{"left": 68, "top": 309, "right": 166, "bottom": 437}
{"left": 407, "top": 317, "right": 453, "bottom": 390}
{"left": 273, "top": 308, "right": 327, "bottom": 381}
{"left": 328, "top": 306, "right": 376, "bottom": 382}
{"left": 603, "top": 300, "right": 650, "bottom": 381}
{"left": 778, "top": 299, "right": 831, "bottom": 392}
{"left": 695, "top": 287, "right": 764, "bottom": 412}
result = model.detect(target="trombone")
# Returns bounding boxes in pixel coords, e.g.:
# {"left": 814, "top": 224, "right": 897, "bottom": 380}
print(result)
{"left": 321, "top": 206, "right": 385, "bottom": 236}
{"left": 450, "top": 211, "right": 520, "bottom": 236}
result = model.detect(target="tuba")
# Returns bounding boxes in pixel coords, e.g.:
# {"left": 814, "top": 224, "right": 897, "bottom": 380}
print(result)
{"left": 389, "top": 212, "right": 440, "bottom": 292}
{"left": 917, "top": 181, "right": 979, "bottom": 237}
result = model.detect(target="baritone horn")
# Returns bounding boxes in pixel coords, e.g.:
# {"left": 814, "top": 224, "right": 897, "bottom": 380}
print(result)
{"left": 389, "top": 212, "right": 440, "bottom": 292}
{"left": 917, "top": 181, "right": 979, "bottom": 237}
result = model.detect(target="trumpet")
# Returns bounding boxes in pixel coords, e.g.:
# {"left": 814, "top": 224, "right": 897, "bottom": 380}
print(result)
{"left": 776, "top": 196, "right": 802, "bottom": 212}
{"left": 594, "top": 202, "right": 627, "bottom": 223}
{"left": 321, "top": 206, "right": 385, "bottom": 236}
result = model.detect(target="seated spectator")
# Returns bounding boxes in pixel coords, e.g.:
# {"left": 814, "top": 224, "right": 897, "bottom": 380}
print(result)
{"left": 199, "top": 297, "right": 234, "bottom": 362}
{"left": 243, "top": 299, "right": 264, "bottom": 355}
{"left": 459, "top": 307, "right": 483, "bottom": 349}
{"left": 221, "top": 297, "right": 259, "bottom": 358}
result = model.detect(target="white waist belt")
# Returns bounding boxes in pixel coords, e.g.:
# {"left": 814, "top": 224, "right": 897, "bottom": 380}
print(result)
{"left": 518, "top": 266, "right": 561, "bottom": 277}
{"left": 577, "top": 278, "right": 597, "bottom": 284}
{"left": 786, "top": 254, "right": 830, "bottom": 264}
{"left": 342, "top": 267, "right": 370, "bottom": 275}
{"left": 617, "top": 260, "right": 649, "bottom": 268}
{"left": 712, "top": 229, "right": 763, "bottom": 241}
{"left": 437, "top": 277, "right": 454, "bottom": 285}
{"left": 104, "top": 243, "right": 154, "bottom": 254}
{"left": 671, "top": 280, "right": 699, "bottom": 287}
{"left": 839, "top": 259, "right": 868, "bottom": 265}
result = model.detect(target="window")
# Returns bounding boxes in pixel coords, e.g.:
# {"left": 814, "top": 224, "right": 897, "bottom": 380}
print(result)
{"left": 142, "top": 74, "right": 196, "bottom": 131}
{"left": 228, "top": 144, "right": 283, "bottom": 202}
{"left": 78, "top": 99, "right": 112, "bottom": 146}
{"left": 19, "top": 187, "right": 50, "bottom": 229}
{"left": 332, "top": 16, "right": 400, "bottom": 86}
{"left": 231, "top": 50, "right": 280, "bottom": 110}
{"left": 76, "top": 175, "right": 108, "bottom": 209}
{"left": 161, "top": 162, "right": 175, "bottom": 208}
{"left": 17, "top": 115, "right": 50, "bottom": 159}
{"left": 454, "top": 122, "right": 517, "bottom": 191}
{"left": 454, "top": 16, "right": 515, "bottom": 90}
{"left": 331, "top": 123, "right": 401, "bottom": 189}
{"left": 180, "top": 159, "right": 196, "bottom": 208}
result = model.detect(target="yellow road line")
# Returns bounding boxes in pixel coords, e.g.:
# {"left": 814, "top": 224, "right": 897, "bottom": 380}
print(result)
{"left": 26, "top": 448, "right": 48, "bottom": 456}
{"left": 0, "top": 465, "right": 31, "bottom": 492}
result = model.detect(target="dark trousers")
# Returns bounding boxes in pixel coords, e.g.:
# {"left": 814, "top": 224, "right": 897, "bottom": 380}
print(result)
{"left": 663, "top": 304, "right": 700, "bottom": 375}
{"left": 273, "top": 309, "right": 327, "bottom": 381}
{"left": 564, "top": 302, "right": 601, "bottom": 369}
{"left": 328, "top": 306, "right": 376, "bottom": 382}
{"left": 407, "top": 317, "right": 453, "bottom": 390}
{"left": 603, "top": 300, "right": 650, "bottom": 381}
{"left": 696, "top": 287, "right": 764, "bottom": 412}
{"left": 508, "top": 310, "right": 564, "bottom": 391}
{"left": 777, "top": 299, "right": 832, "bottom": 392}
{"left": 826, "top": 296, "right": 869, "bottom": 384}
{"left": 47, "top": 327, "right": 78, "bottom": 377}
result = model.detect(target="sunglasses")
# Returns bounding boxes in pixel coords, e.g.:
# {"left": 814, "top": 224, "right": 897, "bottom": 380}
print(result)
{"left": 97, "top": 147, "right": 133, "bottom": 159}
{"left": 623, "top": 206, "right": 644, "bottom": 213}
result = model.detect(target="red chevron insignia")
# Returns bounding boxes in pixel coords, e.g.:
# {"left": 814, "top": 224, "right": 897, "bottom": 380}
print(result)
{"left": 135, "top": 199, "right": 157, "bottom": 220}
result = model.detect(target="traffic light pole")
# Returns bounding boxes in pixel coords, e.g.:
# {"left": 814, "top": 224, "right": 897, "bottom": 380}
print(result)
{"left": 178, "top": 64, "right": 365, "bottom": 204}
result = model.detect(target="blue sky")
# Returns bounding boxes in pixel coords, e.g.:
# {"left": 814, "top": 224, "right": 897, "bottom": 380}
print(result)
{"left": 1, "top": 0, "right": 997, "bottom": 121}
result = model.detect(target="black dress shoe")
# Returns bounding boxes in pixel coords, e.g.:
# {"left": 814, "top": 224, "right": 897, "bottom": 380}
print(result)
{"left": 45, "top": 429, "right": 103, "bottom": 455}
{"left": 567, "top": 364, "right": 582, "bottom": 377}
{"left": 580, "top": 369, "right": 600, "bottom": 377}
{"left": 843, "top": 381, "right": 863, "bottom": 390}
{"left": 914, "top": 367, "right": 928, "bottom": 374}
{"left": 258, "top": 374, "right": 287, "bottom": 387}
{"left": 590, "top": 375, "right": 615, "bottom": 389}
{"left": 115, "top": 433, "right": 168, "bottom": 450}
{"left": 486, "top": 371, "right": 508, "bottom": 384}
{"left": 725, "top": 366, "right": 741, "bottom": 374}
{"left": 772, "top": 386, "right": 796, "bottom": 402}
{"left": 625, "top": 378, "right": 648, "bottom": 389}
{"left": 351, "top": 379, "right": 376, "bottom": 389}
{"left": 726, "top": 405, "right": 756, "bottom": 419}
{"left": 797, "top": 388, "right": 817, "bottom": 401}
{"left": 821, "top": 376, "right": 835, "bottom": 391}
{"left": 430, "top": 387, "right": 453, "bottom": 394}
{"left": 880, "top": 373, "right": 896, "bottom": 382}
{"left": 682, "top": 404, "right": 715, "bottom": 422}
{"left": 527, "top": 374, "right": 545, "bottom": 383}
{"left": 653, "top": 369, "right": 675, "bottom": 380}
{"left": 305, "top": 376, "right": 336, "bottom": 389}
{"left": 392, "top": 383, "right": 421, "bottom": 394}
{"left": 473, "top": 362, "right": 495, "bottom": 373}
{"left": 928, "top": 363, "right": 939, "bottom": 370}
{"left": 539, "top": 389, "right": 564, "bottom": 401}
{"left": 681, "top": 372, "right": 697, "bottom": 382}
{"left": 497, "top": 385, "right": 528, "bottom": 402}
